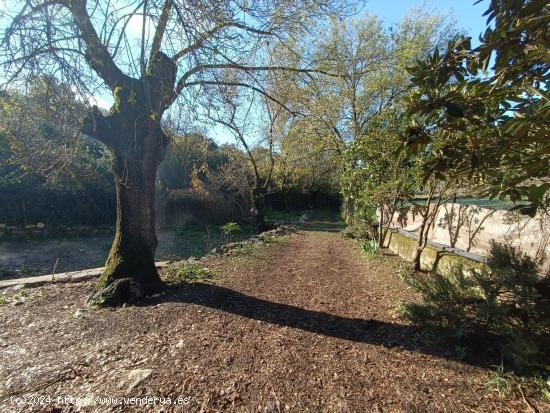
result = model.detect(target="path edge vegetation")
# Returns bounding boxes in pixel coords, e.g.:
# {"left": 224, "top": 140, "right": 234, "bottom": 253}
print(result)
{"left": 340, "top": 0, "right": 549, "bottom": 381}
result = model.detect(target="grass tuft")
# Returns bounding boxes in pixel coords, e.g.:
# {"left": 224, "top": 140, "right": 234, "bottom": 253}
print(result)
{"left": 166, "top": 263, "right": 214, "bottom": 283}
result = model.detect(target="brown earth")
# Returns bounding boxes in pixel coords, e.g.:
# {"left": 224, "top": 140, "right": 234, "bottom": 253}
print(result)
{"left": 0, "top": 228, "right": 237, "bottom": 279}
{"left": 0, "top": 224, "right": 548, "bottom": 412}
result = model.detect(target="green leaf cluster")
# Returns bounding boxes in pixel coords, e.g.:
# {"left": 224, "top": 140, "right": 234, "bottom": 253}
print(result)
{"left": 405, "top": 0, "right": 549, "bottom": 213}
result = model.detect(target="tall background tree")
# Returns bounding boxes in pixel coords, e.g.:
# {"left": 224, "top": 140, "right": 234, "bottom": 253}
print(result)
{"left": 279, "top": 8, "right": 456, "bottom": 218}
{"left": 0, "top": 0, "right": 352, "bottom": 303}
{"left": 340, "top": 113, "right": 416, "bottom": 249}
{"left": 297, "top": 8, "right": 455, "bottom": 153}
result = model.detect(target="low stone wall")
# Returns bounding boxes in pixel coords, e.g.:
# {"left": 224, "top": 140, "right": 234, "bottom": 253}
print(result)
{"left": 383, "top": 230, "right": 483, "bottom": 276}
{"left": 380, "top": 203, "right": 550, "bottom": 275}
{"left": 0, "top": 261, "right": 170, "bottom": 290}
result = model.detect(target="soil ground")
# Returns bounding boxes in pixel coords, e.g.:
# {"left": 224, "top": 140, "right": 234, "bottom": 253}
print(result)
{"left": 0, "top": 227, "right": 253, "bottom": 279}
{"left": 0, "top": 216, "right": 548, "bottom": 412}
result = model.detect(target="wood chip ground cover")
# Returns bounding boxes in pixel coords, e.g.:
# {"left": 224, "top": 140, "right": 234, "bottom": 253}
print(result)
{"left": 0, "top": 227, "right": 548, "bottom": 412}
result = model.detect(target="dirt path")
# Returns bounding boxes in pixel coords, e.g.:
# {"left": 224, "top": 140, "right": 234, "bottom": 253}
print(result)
{"left": 0, "top": 228, "right": 546, "bottom": 412}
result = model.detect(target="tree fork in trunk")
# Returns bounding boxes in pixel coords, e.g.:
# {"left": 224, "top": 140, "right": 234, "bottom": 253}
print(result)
{"left": 411, "top": 219, "right": 429, "bottom": 272}
{"left": 411, "top": 195, "right": 434, "bottom": 272}
{"left": 377, "top": 199, "right": 398, "bottom": 249}
{"left": 410, "top": 183, "right": 453, "bottom": 272}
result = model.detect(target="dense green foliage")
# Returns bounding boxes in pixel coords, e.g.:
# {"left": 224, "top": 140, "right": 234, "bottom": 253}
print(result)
{"left": 405, "top": 0, "right": 549, "bottom": 214}
{"left": 341, "top": 114, "right": 418, "bottom": 246}
{"left": 0, "top": 77, "right": 115, "bottom": 225}
{"left": 220, "top": 222, "right": 241, "bottom": 243}
{"left": 399, "top": 242, "right": 550, "bottom": 372}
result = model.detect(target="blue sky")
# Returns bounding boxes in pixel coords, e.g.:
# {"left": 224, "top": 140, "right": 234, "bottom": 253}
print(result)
{"left": 211, "top": 0, "right": 491, "bottom": 145}
{"left": 365, "top": 0, "right": 488, "bottom": 40}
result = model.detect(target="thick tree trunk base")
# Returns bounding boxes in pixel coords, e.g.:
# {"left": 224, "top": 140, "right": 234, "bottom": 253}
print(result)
{"left": 92, "top": 242, "right": 163, "bottom": 306}
{"left": 91, "top": 277, "right": 150, "bottom": 306}
{"left": 99, "top": 242, "right": 162, "bottom": 289}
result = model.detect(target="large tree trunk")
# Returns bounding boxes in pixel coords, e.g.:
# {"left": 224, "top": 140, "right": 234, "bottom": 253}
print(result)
{"left": 92, "top": 122, "right": 167, "bottom": 305}
{"left": 252, "top": 192, "right": 268, "bottom": 233}
{"left": 85, "top": 52, "right": 176, "bottom": 306}
{"left": 100, "top": 142, "right": 162, "bottom": 289}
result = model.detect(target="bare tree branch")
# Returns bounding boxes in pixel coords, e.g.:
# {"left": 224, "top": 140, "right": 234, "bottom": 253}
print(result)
{"left": 148, "top": 0, "right": 173, "bottom": 67}
{"left": 69, "top": 0, "right": 129, "bottom": 88}
{"left": 171, "top": 21, "right": 274, "bottom": 61}
{"left": 172, "top": 80, "right": 301, "bottom": 115}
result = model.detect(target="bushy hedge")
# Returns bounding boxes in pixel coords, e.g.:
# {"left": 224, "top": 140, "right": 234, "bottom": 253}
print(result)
{"left": 399, "top": 242, "right": 550, "bottom": 373}
{"left": 0, "top": 181, "right": 115, "bottom": 226}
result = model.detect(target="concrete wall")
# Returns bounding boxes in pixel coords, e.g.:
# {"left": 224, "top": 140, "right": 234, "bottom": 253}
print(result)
{"left": 383, "top": 230, "right": 483, "bottom": 276}
{"left": 381, "top": 203, "right": 549, "bottom": 275}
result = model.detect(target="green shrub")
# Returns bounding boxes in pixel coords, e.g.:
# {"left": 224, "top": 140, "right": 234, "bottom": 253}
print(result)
{"left": 486, "top": 363, "right": 515, "bottom": 396}
{"left": 358, "top": 239, "right": 377, "bottom": 258}
{"left": 399, "top": 242, "right": 550, "bottom": 373}
{"left": 536, "top": 377, "right": 550, "bottom": 401}
{"left": 232, "top": 243, "right": 255, "bottom": 254}
{"left": 0, "top": 268, "right": 16, "bottom": 278}
{"left": 397, "top": 263, "right": 414, "bottom": 282}
{"left": 220, "top": 222, "right": 241, "bottom": 243}
{"left": 341, "top": 226, "right": 356, "bottom": 239}
{"left": 342, "top": 223, "right": 376, "bottom": 240}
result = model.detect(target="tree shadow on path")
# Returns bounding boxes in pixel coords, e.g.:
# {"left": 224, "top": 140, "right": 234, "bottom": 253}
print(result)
{"left": 149, "top": 282, "right": 497, "bottom": 370}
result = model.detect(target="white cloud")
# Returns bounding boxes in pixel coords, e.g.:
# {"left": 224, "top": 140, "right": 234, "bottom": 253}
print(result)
{"left": 126, "top": 14, "right": 153, "bottom": 38}
{"left": 90, "top": 95, "right": 113, "bottom": 109}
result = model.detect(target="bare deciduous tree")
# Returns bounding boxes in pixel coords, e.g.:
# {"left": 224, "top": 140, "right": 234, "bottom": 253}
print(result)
{"left": 211, "top": 82, "right": 296, "bottom": 232}
{"left": 0, "top": 0, "right": 350, "bottom": 303}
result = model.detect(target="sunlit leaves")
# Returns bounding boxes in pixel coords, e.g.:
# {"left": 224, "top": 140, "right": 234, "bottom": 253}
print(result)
{"left": 404, "top": 0, "right": 549, "bottom": 212}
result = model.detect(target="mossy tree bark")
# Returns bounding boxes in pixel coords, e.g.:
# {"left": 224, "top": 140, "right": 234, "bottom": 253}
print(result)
{"left": 252, "top": 190, "right": 268, "bottom": 233}
{"left": 99, "top": 131, "right": 164, "bottom": 291}
{"left": 82, "top": 52, "right": 176, "bottom": 304}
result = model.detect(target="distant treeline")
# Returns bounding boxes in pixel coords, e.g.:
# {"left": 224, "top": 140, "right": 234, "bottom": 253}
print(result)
{"left": 0, "top": 79, "right": 340, "bottom": 227}
{"left": 0, "top": 133, "right": 340, "bottom": 227}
